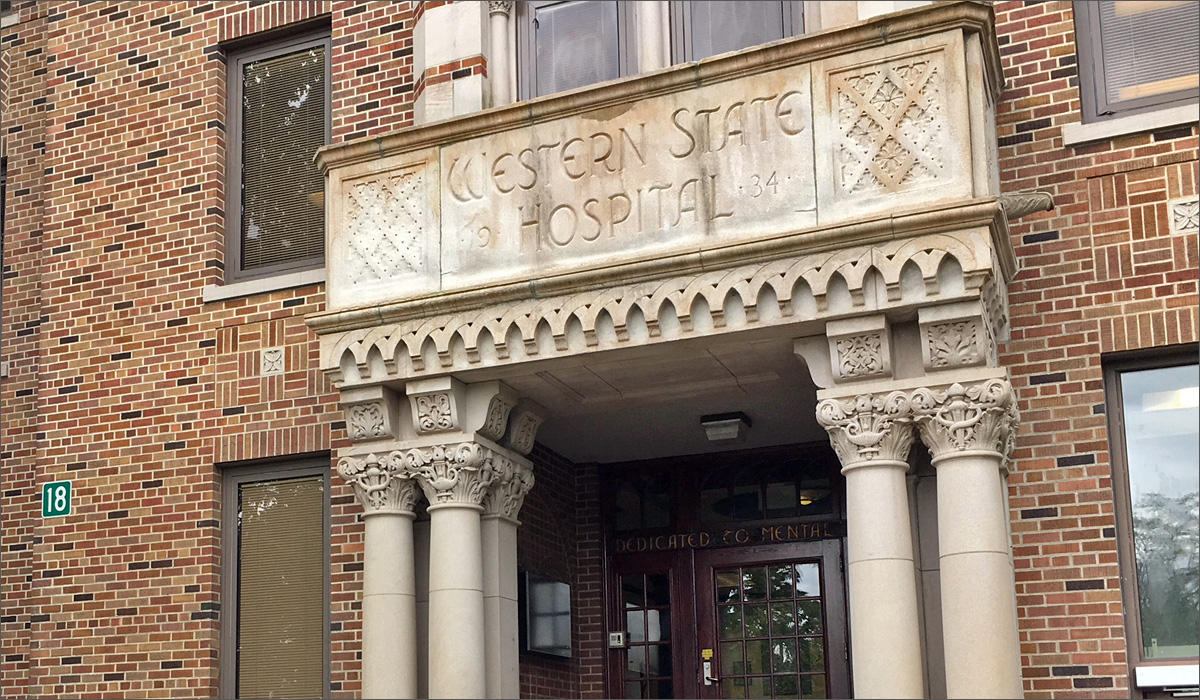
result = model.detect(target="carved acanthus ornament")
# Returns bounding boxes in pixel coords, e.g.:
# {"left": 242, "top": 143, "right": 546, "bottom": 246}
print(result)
{"left": 488, "top": 0, "right": 513, "bottom": 16}
{"left": 925, "top": 320, "right": 983, "bottom": 368}
{"left": 483, "top": 457, "right": 535, "bottom": 521}
{"left": 816, "top": 391, "right": 914, "bottom": 468}
{"left": 479, "top": 393, "right": 517, "bottom": 442}
{"left": 346, "top": 401, "right": 389, "bottom": 441}
{"left": 909, "top": 378, "right": 1018, "bottom": 461}
{"left": 412, "top": 391, "right": 459, "bottom": 434}
{"left": 834, "top": 333, "right": 885, "bottom": 379}
{"left": 404, "top": 441, "right": 498, "bottom": 506}
{"left": 337, "top": 453, "right": 421, "bottom": 515}
{"left": 505, "top": 407, "right": 543, "bottom": 455}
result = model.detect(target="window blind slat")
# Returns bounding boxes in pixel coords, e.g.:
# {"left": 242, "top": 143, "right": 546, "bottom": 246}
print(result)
{"left": 1099, "top": 0, "right": 1199, "bottom": 104}
{"left": 237, "top": 476, "right": 325, "bottom": 699}
{"left": 687, "top": 1, "right": 786, "bottom": 61}
{"left": 534, "top": 1, "right": 621, "bottom": 96}
{"left": 240, "top": 45, "right": 326, "bottom": 272}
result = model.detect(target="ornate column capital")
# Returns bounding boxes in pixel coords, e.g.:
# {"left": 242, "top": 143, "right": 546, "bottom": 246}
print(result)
{"left": 488, "top": 0, "right": 513, "bottom": 16}
{"left": 404, "top": 441, "right": 500, "bottom": 508}
{"left": 337, "top": 452, "right": 421, "bottom": 516}
{"left": 909, "top": 378, "right": 1018, "bottom": 464}
{"left": 483, "top": 456, "right": 535, "bottom": 522}
{"left": 816, "top": 391, "right": 914, "bottom": 470}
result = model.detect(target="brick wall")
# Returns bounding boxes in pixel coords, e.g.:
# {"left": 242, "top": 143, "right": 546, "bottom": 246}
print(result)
{"left": 0, "top": 2, "right": 418, "bottom": 696}
{"left": 993, "top": 2, "right": 1198, "bottom": 697}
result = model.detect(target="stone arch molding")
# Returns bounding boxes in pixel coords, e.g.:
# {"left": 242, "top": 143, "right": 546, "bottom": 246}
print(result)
{"left": 324, "top": 231, "right": 1004, "bottom": 386}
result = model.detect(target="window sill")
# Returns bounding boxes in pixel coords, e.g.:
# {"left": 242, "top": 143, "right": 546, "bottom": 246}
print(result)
{"left": 202, "top": 267, "right": 325, "bottom": 303}
{"left": 1134, "top": 663, "right": 1199, "bottom": 689}
{"left": 1062, "top": 104, "right": 1199, "bottom": 146}
{"left": 0, "top": 13, "right": 18, "bottom": 29}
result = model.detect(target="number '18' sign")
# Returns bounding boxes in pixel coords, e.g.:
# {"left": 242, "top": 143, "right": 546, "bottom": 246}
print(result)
{"left": 42, "top": 480, "right": 72, "bottom": 518}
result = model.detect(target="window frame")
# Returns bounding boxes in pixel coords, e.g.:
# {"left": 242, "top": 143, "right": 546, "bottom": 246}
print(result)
{"left": 515, "top": 0, "right": 638, "bottom": 101}
{"left": 1102, "top": 343, "right": 1200, "bottom": 676}
{"left": 224, "top": 29, "right": 331, "bottom": 284}
{"left": 668, "top": 0, "right": 804, "bottom": 64}
{"left": 219, "top": 456, "right": 332, "bottom": 699}
{"left": 1074, "top": 1, "right": 1200, "bottom": 124}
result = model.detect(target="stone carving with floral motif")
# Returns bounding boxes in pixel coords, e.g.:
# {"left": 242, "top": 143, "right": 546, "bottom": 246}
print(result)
{"left": 483, "top": 457, "right": 534, "bottom": 521}
{"left": 816, "top": 391, "right": 914, "bottom": 467}
{"left": 404, "top": 441, "right": 498, "bottom": 506}
{"left": 346, "top": 402, "right": 389, "bottom": 441}
{"left": 413, "top": 392, "right": 458, "bottom": 434}
{"left": 337, "top": 453, "right": 421, "bottom": 515}
{"left": 834, "top": 333, "right": 885, "bottom": 379}
{"left": 908, "top": 378, "right": 1017, "bottom": 461}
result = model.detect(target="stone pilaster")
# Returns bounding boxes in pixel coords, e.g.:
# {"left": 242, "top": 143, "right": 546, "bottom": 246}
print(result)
{"left": 481, "top": 456, "right": 534, "bottom": 698}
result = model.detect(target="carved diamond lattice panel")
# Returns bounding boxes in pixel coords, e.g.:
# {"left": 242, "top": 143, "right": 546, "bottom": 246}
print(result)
{"left": 1169, "top": 196, "right": 1199, "bottom": 236}
{"left": 345, "top": 170, "right": 426, "bottom": 284}
{"left": 833, "top": 53, "right": 948, "bottom": 196}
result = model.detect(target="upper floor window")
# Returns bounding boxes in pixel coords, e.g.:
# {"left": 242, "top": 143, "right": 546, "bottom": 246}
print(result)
{"left": 1075, "top": 1, "right": 1199, "bottom": 122}
{"left": 517, "top": 1, "right": 803, "bottom": 100}
{"left": 1104, "top": 347, "right": 1199, "bottom": 670}
{"left": 225, "top": 31, "right": 330, "bottom": 282}
{"left": 670, "top": 1, "right": 802, "bottom": 63}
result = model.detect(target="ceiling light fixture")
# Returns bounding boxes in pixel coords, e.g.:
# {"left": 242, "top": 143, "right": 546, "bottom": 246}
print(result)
{"left": 700, "top": 412, "right": 752, "bottom": 444}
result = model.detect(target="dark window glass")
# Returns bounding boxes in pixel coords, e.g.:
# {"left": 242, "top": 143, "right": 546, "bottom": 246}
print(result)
{"left": 227, "top": 33, "right": 329, "bottom": 280}
{"left": 1076, "top": 1, "right": 1199, "bottom": 121}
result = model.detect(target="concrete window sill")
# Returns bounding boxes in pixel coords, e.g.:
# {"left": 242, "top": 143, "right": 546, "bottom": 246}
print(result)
{"left": 1062, "top": 103, "right": 1199, "bottom": 146}
{"left": 202, "top": 267, "right": 326, "bottom": 303}
{"left": 1134, "top": 662, "right": 1199, "bottom": 690}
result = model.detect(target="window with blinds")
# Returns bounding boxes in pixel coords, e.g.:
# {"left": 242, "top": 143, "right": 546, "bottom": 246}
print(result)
{"left": 1076, "top": 0, "right": 1199, "bottom": 121}
{"left": 670, "top": 1, "right": 803, "bottom": 63}
{"left": 221, "top": 465, "right": 328, "bottom": 699}
{"left": 518, "top": 1, "right": 637, "bottom": 99}
{"left": 226, "top": 32, "right": 329, "bottom": 281}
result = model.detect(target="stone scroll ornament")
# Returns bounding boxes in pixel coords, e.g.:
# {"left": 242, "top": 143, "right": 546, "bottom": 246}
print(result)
{"left": 815, "top": 391, "right": 914, "bottom": 467}
{"left": 337, "top": 453, "right": 421, "bottom": 515}
{"left": 908, "top": 378, "right": 1018, "bottom": 465}
{"left": 403, "top": 441, "right": 498, "bottom": 506}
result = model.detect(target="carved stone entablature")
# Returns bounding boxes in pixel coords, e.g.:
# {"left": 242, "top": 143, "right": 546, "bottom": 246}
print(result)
{"left": 482, "top": 457, "right": 535, "bottom": 521}
{"left": 816, "top": 391, "right": 914, "bottom": 469}
{"left": 337, "top": 452, "right": 422, "bottom": 516}
{"left": 321, "top": 228, "right": 1007, "bottom": 386}
{"left": 917, "top": 300, "right": 997, "bottom": 372}
{"left": 909, "top": 377, "right": 1018, "bottom": 463}
{"left": 826, "top": 314, "right": 891, "bottom": 383}
{"left": 404, "top": 441, "right": 499, "bottom": 507}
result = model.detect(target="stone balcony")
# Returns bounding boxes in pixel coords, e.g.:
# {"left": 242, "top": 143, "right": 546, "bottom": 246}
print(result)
{"left": 307, "top": 1, "right": 1015, "bottom": 391}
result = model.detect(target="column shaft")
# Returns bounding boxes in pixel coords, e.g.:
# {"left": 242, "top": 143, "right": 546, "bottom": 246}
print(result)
{"left": 427, "top": 503, "right": 487, "bottom": 698}
{"left": 481, "top": 516, "right": 520, "bottom": 699}
{"left": 934, "top": 452, "right": 1022, "bottom": 698}
{"left": 362, "top": 513, "right": 418, "bottom": 699}
{"left": 637, "top": 1, "right": 667, "bottom": 72}
{"left": 843, "top": 461, "right": 926, "bottom": 698}
{"left": 488, "top": 5, "right": 512, "bottom": 106}
{"left": 414, "top": 518, "right": 431, "bottom": 699}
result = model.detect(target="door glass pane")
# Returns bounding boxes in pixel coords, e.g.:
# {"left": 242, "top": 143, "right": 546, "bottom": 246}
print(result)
{"left": 800, "top": 673, "right": 827, "bottom": 699}
{"left": 745, "top": 639, "right": 770, "bottom": 674}
{"left": 717, "top": 570, "right": 741, "bottom": 603}
{"left": 798, "top": 638, "right": 824, "bottom": 672}
{"left": 647, "top": 609, "right": 669, "bottom": 642}
{"left": 626, "top": 645, "right": 646, "bottom": 678}
{"left": 746, "top": 676, "right": 769, "bottom": 699}
{"left": 719, "top": 605, "right": 742, "bottom": 639}
{"left": 534, "top": 0, "right": 621, "bottom": 96}
{"left": 625, "top": 681, "right": 643, "bottom": 698}
{"left": 647, "top": 644, "right": 671, "bottom": 676}
{"left": 648, "top": 679, "right": 673, "bottom": 699}
{"left": 769, "top": 565, "right": 794, "bottom": 599}
{"left": 720, "top": 641, "right": 744, "bottom": 675}
{"left": 771, "top": 602, "right": 796, "bottom": 635}
{"left": 1118, "top": 363, "right": 1200, "bottom": 659}
{"left": 774, "top": 674, "right": 800, "bottom": 699}
{"left": 721, "top": 676, "right": 747, "bottom": 699}
{"left": 742, "top": 567, "right": 768, "bottom": 601}
{"left": 646, "top": 574, "right": 670, "bottom": 607}
{"left": 772, "top": 639, "right": 798, "bottom": 673}
{"left": 796, "top": 600, "right": 823, "bottom": 634}
{"left": 624, "top": 574, "right": 645, "bottom": 608}
{"left": 794, "top": 563, "right": 821, "bottom": 597}
{"left": 628, "top": 610, "right": 646, "bottom": 643}
{"left": 744, "top": 604, "right": 768, "bottom": 637}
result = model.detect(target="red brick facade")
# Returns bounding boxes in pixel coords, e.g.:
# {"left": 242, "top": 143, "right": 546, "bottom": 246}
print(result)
{"left": 993, "top": 2, "right": 1197, "bottom": 697}
{"left": 2, "top": 1, "right": 1196, "bottom": 698}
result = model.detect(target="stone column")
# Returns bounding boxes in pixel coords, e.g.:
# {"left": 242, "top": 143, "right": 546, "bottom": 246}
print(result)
{"left": 910, "top": 378, "right": 1022, "bottom": 699}
{"left": 481, "top": 458, "right": 534, "bottom": 698}
{"left": 488, "top": 1, "right": 513, "bottom": 106}
{"left": 817, "top": 392, "right": 926, "bottom": 698}
{"left": 637, "top": 1, "right": 668, "bottom": 72}
{"left": 406, "top": 442, "right": 497, "bottom": 699}
{"left": 337, "top": 453, "right": 420, "bottom": 700}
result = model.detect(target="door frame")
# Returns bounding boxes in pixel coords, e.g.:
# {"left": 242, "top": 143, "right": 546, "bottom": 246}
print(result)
{"left": 693, "top": 540, "right": 850, "bottom": 699}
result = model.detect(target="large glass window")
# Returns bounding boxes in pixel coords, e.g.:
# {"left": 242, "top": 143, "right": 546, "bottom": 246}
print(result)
{"left": 1106, "top": 349, "right": 1199, "bottom": 663}
{"left": 226, "top": 31, "right": 330, "bottom": 281}
{"left": 670, "top": 1, "right": 802, "bottom": 63}
{"left": 517, "top": 1, "right": 637, "bottom": 99}
{"left": 1075, "top": 1, "right": 1199, "bottom": 122}
{"left": 221, "top": 461, "right": 329, "bottom": 698}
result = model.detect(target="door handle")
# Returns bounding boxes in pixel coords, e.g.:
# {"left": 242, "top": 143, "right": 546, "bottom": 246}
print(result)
{"left": 702, "top": 660, "right": 718, "bottom": 686}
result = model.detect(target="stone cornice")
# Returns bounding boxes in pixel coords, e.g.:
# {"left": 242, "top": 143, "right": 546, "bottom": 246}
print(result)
{"left": 314, "top": 2, "right": 999, "bottom": 174}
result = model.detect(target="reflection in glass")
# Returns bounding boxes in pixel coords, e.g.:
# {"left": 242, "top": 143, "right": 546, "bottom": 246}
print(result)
{"left": 646, "top": 574, "right": 670, "bottom": 607}
{"left": 744, "top": 604, "right": 768, "bottom": 637}
{"left": 627, "top": 610, "right": 645, "bottom": 643}
{"left": 720, "top": 605, "right": 742, "bottom": 639}
{"left": 797, "top": 600, "right": 823, "bottom": 634}
{"left": 801, "top": 673, "right": 827, "bottom": 699}
{"left": 648, "top": 679, "right": 673, "bottom": 699}
{"left": 746, "top": 676, "right": 769, "bottom": 699}
{"left": 745, "top": 639, "right": 770, "bottom": 674}
{"left": 774, "top": 674, "right": 800, "bottom": 699}
{"left": 717, "top": 570, "right": 741, "bottom": 603}
{"left": 720, "top": 641, "right": 744, "bottom": 676}
{"left": 795, "top": 563, "right": 821, "bottom": 597}
{"left": 769, "top": 565, "right": 794, "bottom": 599}
{"left": 625, "top": 680, "right": 643, "bottom": 698}
{"left": 1120, "top": 364, "right": 1200, "bottom": 659}
{"left": 721, "top": 676, "right": 747, "bottom": 699}
{"left": 743, "top": 568, "right": 768, "bottom": 601}
{"left": 626, "top": 645, "right": 646, "bottom": 678}
{"left": 771, "top": 602, "right": 796, "bottom": 635}
{"left": 647, "top": 609, "right": 669, "bottom": 642}
{"left": 647, "top": 644, "right": 671, "bottom": 677}
{"left": 773, "top": 638, "right": 798, "bottom": 673}
{"left": 765, "top": 480, "right": 798, "bottom": 517}
{"left": 798, "top": 638, "right": 824, "bottom": 672}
